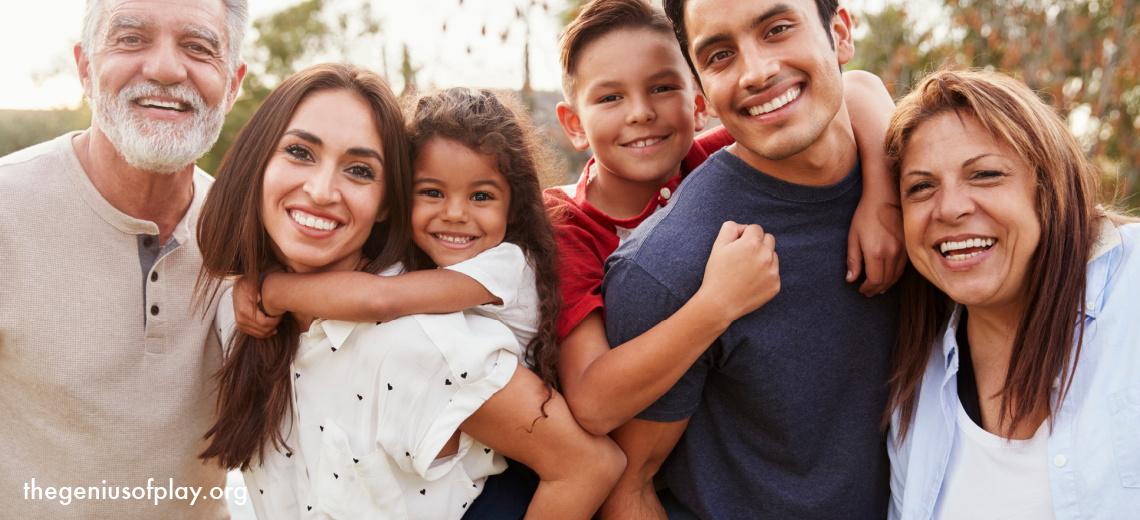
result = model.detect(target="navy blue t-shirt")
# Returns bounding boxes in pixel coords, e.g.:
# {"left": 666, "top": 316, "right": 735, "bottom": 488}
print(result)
{"left": 603, "top": 149, "right": 897, "bottom": 520}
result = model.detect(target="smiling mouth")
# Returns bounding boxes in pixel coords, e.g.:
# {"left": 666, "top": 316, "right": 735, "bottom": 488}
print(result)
{"left": 743, "top": 86, "right": 801, "bottom": 117}
{"left": 290, "top": 210, "right": 339, "bottom": 231}
{"left": 433, "top": 233, "right": 475, "bottom": 244}
{"left": 135, "top": 98, "right": 190, "bottom": 112}
{"left": 622, "top": 136, "right": 665, "bottom": 148}
{"left": 938, "top": 237, "right": 996, "bottom": 261}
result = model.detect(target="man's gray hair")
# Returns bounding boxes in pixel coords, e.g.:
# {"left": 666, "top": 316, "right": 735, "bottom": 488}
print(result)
{"left": 79, "top": 0, "right": 248, "bottom": 73}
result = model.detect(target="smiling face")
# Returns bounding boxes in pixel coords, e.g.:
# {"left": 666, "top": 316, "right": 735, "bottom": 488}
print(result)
{"left": 411, "top": 139, "right": 511, "bottom": 268}
{"left": 78, "top": 0, "right": 244, "bottom": 173}
{"left": 900, "top": 112, "right": 1041, "bottom": 316}
{"left": 562, "top": 27, "right": 706, "bottom": 187}
{"left": 261, "top": 89, "right": 388, "bottom": 274}
{"left": 683, "top": 0, "right": 851, "bottom": 165}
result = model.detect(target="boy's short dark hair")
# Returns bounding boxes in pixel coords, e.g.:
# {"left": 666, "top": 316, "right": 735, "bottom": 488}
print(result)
{"left": 560, "top": 0, "right": 676, "bottom": 105}
{"left": 663, "top": 0, "right": 840, "bottom": 84}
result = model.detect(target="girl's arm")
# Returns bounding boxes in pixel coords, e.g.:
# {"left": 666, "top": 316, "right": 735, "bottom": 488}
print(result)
{"left": 460, "top": 364, "right": 626, "bottom": 520}
{"left": 233, "top": 269, "right": 497, "bottom": 338}
{"left": 558, "top": 222, "right": 779, "bottom": 436}
{"left": 843, "top": 69, "right": 906, "bottom": 296}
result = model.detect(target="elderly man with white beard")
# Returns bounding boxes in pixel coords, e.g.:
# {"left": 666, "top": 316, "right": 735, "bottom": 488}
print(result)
{"left": 0, "top": 0, "right": 246, "bottom": 517}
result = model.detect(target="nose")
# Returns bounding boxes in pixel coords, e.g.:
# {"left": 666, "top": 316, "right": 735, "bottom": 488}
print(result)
{"left": 933, "top": 183, "right": 975, "bottom": 223}
{"left": 441, "top": 195, "right": 468, "bottom": 223}
{"left": 302, "top": 165, "right": 341, "bottom": 206}
{"left": 141, "top": 38, "right": 189, "bottom": 86}
{"left": 626, "top": 94, "right": 656, "bottom": 125}
{"left": 737, "top": 40, "right": 779, "bottom": 92}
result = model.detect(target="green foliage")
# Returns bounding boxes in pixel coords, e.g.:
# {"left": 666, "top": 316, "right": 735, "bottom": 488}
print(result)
{"left": 852, "top": 0, "right": 1140, "bottom": 212}
{"left": 0, "top": 107, "right": 91, "bottom": 157}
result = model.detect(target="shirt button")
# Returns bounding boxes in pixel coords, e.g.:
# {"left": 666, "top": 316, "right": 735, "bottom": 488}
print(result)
{"left": 150, "top": 272, "right": 159, "bottom": 282}
{"left": 143, "top": 236, "right": 154, "bottom": 247}
{"left": 1054, "top": 455, "right": 1067, "bottom": 467}
{"left": 150, "top": 305, "right": 160, "bottom": 316}
{"left": 1052, "top": 377, "right": 1061, "bottom": 389}
{"left": 660, "top": 187, "right": 672, "bottom": 200}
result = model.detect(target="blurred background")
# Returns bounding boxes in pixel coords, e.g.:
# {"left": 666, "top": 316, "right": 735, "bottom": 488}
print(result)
{"left": 1, "top": 0, "right": 1136, "bottom": 205}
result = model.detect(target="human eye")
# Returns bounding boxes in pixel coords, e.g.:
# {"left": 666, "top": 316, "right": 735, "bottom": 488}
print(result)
{"left": 345, "top": 164, "right": 376, "bottom": 180}
{"left": 471, "top": 191, "right": 495, "bottom": 202}
{"left": 597, "top": 94, "right": 621, "bottom": 104}
{"left": 417, "top": 188, "right": 443, "bottom": 198}
{"left": 904, "top": 180, "right": 935, "bottom": 198}
{"left": 766, "top": 23, "right": 793, "bottom": 39}
{"left": 117, "top": 34, "right": 144, "bottom": 46}
{"left": 973, "top": 169, "right": 1005, "bottom": 180}
{"left": 284, "top": 144, "right": 314, "bottom": 162}
{"left": 705, "top": 50, "right": 732, "bottom": 68}
{"left": 651, "top": 85, "right": 680, "bottom": 94}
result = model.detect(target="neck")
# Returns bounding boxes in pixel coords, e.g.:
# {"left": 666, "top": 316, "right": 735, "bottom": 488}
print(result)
{"left": 730, "top": 102, "right": 858, "bottom": 187}
{"left": 587, "top": 162, "right": 678, "bottom": 220}
{"left": 72, "top": 128, "right": 196, "bottom": 245}
{"left": 962, "top": 300, "right": 1045, "bottom": 439}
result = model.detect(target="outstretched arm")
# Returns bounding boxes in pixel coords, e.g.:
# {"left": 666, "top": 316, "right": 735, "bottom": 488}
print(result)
{"left": 844, "top": 69, "right": 905, "bottom": 296}
{"left": 234, "top": 269, "right": 496, "bottom": 338}
{"left": 559, "top": 222, "right": 779, "bottom": 435}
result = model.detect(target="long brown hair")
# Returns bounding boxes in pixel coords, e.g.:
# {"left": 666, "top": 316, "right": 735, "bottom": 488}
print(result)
{"left": 405, "top": 87, "right": 563, "bottom": 399}
{"left": 884, "top": 68, "right": 1105, "bottom": 441}
{"left": 196, "top": 63, "right": 413, "bottom": 470}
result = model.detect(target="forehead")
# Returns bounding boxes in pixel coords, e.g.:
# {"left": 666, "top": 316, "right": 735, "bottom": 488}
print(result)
{"left": 289, "top": 90, "right": 383, "bottom": 148}
{"left": 684, "top": 0, "right": 819, "bottom": 37}
{"left": 576, "top": 28, "right": 689, "bottom": 87}
{"left": 101, "top": 0, "right": 228, "bottom": 38}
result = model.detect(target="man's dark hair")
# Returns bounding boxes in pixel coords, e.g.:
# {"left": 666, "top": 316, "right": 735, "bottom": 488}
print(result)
{"left": 662, "top": 0, "right": 839, "bottom": 84}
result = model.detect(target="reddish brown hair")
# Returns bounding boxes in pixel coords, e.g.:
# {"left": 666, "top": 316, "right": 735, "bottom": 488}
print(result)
{"left": 405, "top": 87, "right": 563, "bottom": 400}
{"left": 885, "top": 68, "right": 1104, "bottom": 441}
{"left": 196, "top": 63, "right": 413, "bottom": 470}
{"left": 559, "top": 0, "right": 675, "bottom": 105}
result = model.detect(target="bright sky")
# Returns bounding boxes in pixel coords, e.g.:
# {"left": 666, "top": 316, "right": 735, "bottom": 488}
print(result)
{"left": 0, "top": 0, "right": 571, "bottom": 110}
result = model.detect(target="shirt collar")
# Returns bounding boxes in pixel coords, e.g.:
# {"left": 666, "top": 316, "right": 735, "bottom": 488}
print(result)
{"left": 1083, "top": 216, "right": 1123, "bottom": 319}
{"left": 315, "top": 319, "right": 360, "bottom": 350}
{"left": 940, "top": 305, "right": 965, "bottom": 377}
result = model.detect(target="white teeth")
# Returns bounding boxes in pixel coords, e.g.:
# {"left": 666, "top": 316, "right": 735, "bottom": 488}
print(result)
{"left": 137, "top": 98, "right": 187, "bottom": 111}
{"left": 434, "top": 234, "right": 474, "bottom": 244}
{"left": 747, "top": 87, "right": 801, "bottom": 116}
{"left": 626, "top": 137, "right": 664, "bottom": 148}
{"left": 939, "top": 237, "right": 996, "bottom": 256}
{"left": 289, "top": 210, "right": 338, "bottom": 231}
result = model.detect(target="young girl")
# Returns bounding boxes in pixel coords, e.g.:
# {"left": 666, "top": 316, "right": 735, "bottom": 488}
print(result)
{"left": 197, "top": 65, "right": 623, "bottom": 520}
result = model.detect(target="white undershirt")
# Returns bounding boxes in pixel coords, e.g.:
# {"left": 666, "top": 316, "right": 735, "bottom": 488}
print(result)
{"left": 934, "top": 402, "right": 1056, "bottom": 520}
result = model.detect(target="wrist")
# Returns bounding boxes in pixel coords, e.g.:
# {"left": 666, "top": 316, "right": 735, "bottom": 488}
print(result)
{"left": 687, "top": 289, "right": 736, "bottom": 331}
{"left": 258, "top": 273, "right": 285, "bottom": 317}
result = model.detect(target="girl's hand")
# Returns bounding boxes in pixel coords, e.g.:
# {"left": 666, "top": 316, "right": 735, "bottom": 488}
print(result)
{"left": 233, "top": 275, "right": 280, "bottom": 338}
{"left": 693, "top": 221, "right": 780, "bottom": 323}
{"left": 846, "top": 199, "right": 905, "bottom": 296}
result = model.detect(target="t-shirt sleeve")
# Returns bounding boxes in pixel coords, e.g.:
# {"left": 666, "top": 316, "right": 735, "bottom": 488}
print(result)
{"left": 443, "top": 242, "right": 528, "bottom": 315}
{"left": 602, "top": 256, "right": 710, "bottom": 422}
{"left": 553, "top": 219, "right": 608, "bottom": 342}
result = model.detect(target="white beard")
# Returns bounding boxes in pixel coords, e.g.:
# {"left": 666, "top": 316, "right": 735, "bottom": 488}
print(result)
{"left": 90, "top": 77, "right": 228, "bottom": 175}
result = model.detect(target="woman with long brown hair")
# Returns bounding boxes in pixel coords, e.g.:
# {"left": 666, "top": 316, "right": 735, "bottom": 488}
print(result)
{"left": 196, "top": 64, "right": 622, "bottom": 519}
{"left": 885, "top": 68, "right": 1140, "bottom": 519}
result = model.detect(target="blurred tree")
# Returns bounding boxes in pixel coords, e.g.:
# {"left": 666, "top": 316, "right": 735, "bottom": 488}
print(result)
{"left": 853, "top": 0, "right": 1140, "bottom": 211}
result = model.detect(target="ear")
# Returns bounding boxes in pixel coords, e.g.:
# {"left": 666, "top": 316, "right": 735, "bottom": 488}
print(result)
{"left": 556, "top": 101, "right": 591, "bottom": 151}
{"left": 225, "top": 63, "right": 248, "bottom": 113}
{"left": 831, "top": 7, "right": 855, "bottom": 66}
{"left": 74, "top": 43, "right": 92, "bottom": 99}
{"left": 692, "top": 91, "right": 709, "bottom": 132}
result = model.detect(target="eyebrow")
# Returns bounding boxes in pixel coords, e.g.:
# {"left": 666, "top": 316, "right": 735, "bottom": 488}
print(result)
{"left": 414, "top": 178, "right": 505, "bottom": 191}
{"left": 107, "top": 15, "right": 152, "bottom": 35}
{"left": 690, "top": 4, "right": 795, "bottom": 62}
{"left": 284, "top": 130, "right": 384, "bottom": 164}
{"left": 903, "top": 153, "right": 995, "bottom": 178}
{"left": 181, "top": 23, "right": 222, "bottom": 52}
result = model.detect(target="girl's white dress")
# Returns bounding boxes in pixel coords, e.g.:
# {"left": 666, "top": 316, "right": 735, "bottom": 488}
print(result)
{"left": 215, "top": 243, "right": 538, "bottom": 519}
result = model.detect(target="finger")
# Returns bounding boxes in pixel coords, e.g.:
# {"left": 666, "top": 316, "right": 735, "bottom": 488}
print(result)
{"left": 888, "top": 252, "right": 907, "bottom": 288}
{"left": 846, "top": 230, "right": 863, "bottom": 283}
{"left": 740, "top": 223, "right": 767, "bottom": 242}
{"left": 713, "top": 221, "right": 745, "bottom": 248}
{"left": 859, "top": 257, "right": 886, "bottom": 296}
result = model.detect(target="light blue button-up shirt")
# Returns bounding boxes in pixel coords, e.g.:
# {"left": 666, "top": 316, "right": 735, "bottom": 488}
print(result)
{"left": 888, "top": 220, "right": 1140, "bottom": 520}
